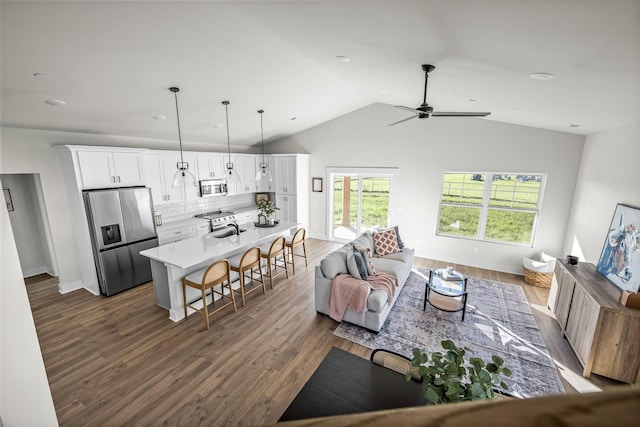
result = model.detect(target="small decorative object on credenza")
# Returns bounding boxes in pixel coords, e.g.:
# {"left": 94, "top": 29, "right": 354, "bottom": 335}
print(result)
{"left": 595, "top": 203, "right": 640, "bottom": 293}
{"left": 565, "top": 255, "right": 579, "bottom": 265}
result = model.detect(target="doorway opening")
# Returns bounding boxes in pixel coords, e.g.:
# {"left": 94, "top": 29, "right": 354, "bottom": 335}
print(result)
{"left": 328, "top": 168, "right": 398, "bottom": 242}
{"left": 1, "top": 173, "right": 58, "bottom": 279}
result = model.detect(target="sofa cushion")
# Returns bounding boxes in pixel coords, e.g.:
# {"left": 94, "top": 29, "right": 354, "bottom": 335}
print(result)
{"left": 347, "top": 246, "right": 368, "bottom": 281}
{"left": 352, "top": 235, "right": 373, "bottom": 252}
{"left": 373, "top": 228, "right": 401, "bottom": 256}
{"left": 353, "top": 243, "right": 376, "bottom": 276}
{"left": 372, "top": 257, "right": 407, "bottom": 280}
{"left": 367, "top": 290, "right": 388, "bottom": 312}
{"left": 320, "top": 246, "right": 350, "bottom": 279}
{"left": 379, "top": 247, "right": 414, "bottom": 264}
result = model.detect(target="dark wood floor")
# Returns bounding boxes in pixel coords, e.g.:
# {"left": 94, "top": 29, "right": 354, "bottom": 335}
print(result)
{"left": 25, "top": 238, "right": 619, "bottom": 426}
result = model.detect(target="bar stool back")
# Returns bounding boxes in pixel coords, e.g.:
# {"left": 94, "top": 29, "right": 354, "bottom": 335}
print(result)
{"left": 182, "top": 259, "right": 236, "bottom": 330}
{"left": 228, "top": 246, "right": 266, "bottom": 307}
{"left": 285, "top": 228, "right": 308, "bottom": 274}
{"left": 260, "top": 236, "right": 289, "bottom": 288}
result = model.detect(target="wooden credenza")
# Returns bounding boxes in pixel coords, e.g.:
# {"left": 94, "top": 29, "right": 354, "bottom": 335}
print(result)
{"left": 550, "top": 260, "right": 640, "bottom": 384}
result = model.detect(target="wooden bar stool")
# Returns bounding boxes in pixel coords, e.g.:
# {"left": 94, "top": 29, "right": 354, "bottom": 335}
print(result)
{"left": 259, "top": 236, "right": 289, "bottom": 288}
{"left": 285, "top": 228, "right": 308, "bottom": 275}
{"left": 228, "top": 247, "right": 266, "bottom": 307}
{"left": 182, "top": 259, "right": 237, "bottom": 330}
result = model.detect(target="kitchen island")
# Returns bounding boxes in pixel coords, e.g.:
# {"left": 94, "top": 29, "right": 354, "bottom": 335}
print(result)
{"left": 140, "top": 221, "right": 299, "bottom": 321}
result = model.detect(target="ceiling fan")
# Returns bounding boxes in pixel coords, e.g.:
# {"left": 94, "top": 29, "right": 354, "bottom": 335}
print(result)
{"left": 389, "top": 64, "right": 491, "bottom": 126}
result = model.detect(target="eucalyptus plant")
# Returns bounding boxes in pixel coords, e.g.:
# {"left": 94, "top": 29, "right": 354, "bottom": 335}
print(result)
{"left": 257, "top": 199, "right": 279, "bottom": 218}
{"left": 409, "top": 339, "right": 512, "bottom": 404}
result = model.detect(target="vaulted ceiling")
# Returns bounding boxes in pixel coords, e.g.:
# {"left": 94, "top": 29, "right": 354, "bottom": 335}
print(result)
{"left": 2, "top": 1, "right": 639, "bottom": 149}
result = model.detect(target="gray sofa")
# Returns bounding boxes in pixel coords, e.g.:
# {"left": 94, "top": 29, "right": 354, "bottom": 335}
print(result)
{"left": 315, "top": 232, "right": 414, "bottom": 332}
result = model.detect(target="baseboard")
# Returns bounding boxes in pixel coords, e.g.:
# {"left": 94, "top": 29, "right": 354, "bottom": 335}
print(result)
{"left": 58, "top": 280, "right": 84, "bottom": 294}
{"left": 22, "top": 266, "right": 49, "bottom": 278}
{"left": 415, "top": 250, "right": 523, "bottom": 275}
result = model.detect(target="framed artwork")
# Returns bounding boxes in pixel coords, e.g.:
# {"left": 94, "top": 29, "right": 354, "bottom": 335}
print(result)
{"left": 3, "top": 188, "right": 14, "bottom": 212}
{"left": 596, "top": 203, "right": 640, "bottom": 292}
{"left": 312, "top": 177, "right": 323, "bottom": 192}
{"left": 255, "top": 192, "right": 270, "bottom": 204}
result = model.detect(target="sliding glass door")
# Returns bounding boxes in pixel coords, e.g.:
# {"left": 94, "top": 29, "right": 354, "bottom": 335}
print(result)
{"left": 328, "top": 168, "right": 397, "bottom": 242}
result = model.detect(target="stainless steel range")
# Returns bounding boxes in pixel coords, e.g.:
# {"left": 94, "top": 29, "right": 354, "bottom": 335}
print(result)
{"left": 194, "top": 210, "right": 239, "bottom": 234}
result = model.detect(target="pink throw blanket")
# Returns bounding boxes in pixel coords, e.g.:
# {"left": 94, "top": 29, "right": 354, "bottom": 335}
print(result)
{"left": 329, "top": 272, "right": 398, "bottom": 322}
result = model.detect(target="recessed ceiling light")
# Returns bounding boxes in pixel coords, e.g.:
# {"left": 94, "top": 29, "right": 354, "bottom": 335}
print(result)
{"left": 468, "top": 99, "right": 477, "bottom": 102}
{"left": 336, "top": 55, "right": 351, "bottom": 63}
{"left": 529, "top": 72, "right": 554, "bottom": 80}
{"left": 44, "top": 99, "right": 66, "bottom": 107}
{"left": 212, "top": 124, "right": 223, "bottom": 128}
{"left": 153, "top": 115, "right": 166, "bottom": 121}
{"left": 284, "top": 117, "right": 297, "bottom": 123}
{"left": 33, "top": 72, "right": 45, "bottom": 78}
{"left": 569, "top": 124, "right": 580, "bottom": 128}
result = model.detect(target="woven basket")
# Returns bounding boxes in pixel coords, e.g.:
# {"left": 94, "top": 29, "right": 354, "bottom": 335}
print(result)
{"left": 523, "top": 268, "right": 552, "bottom": 288}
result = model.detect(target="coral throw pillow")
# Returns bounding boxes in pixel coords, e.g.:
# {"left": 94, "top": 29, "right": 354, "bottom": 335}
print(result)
{"left": 373, "top": 228, "right": 401, "bottom": 256}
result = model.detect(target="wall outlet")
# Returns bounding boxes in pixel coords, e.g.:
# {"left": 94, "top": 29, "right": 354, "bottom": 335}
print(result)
{"left": 474, "top": 247, "right": 480, "bottom": 254}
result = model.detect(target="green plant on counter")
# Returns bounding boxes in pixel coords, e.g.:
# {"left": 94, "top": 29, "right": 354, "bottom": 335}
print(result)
{"left": 409, "top": 340, "right": 512, "bottom": 404}
{"left": 257, "top": 199, "right": 279, "bottom": 218}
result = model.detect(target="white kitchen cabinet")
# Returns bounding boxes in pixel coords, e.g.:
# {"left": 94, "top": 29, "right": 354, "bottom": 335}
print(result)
{"left": 234, "top": 156, "right": 257, "bottom": 194}
{"left": 157, "top": 223, "right": 197, "bottom": 245}
{"left": 77, "top": 150, "right": 145, "bottom": 189}
{"left": 236, "top": 210, "right": 258, "bottom": 225}
{"left": 144, "top": 153, "right": 198, "bottom": 206}
{"left": 195, "top": 220, "right": 211, "bottom": 236}
{"left": 272, "top": 154, "right": 309, "bottom": 228}
{"left": 196, "top": 154, "right": 224, "bottom": 180}
{"left": 273, "top": 156, "right": 297, "bottom": 194}
{"left": 255, "top": 155, "right": 274, "bottom": 192}
{"left": 276, "top": 194, "right": 297, "bottom": 223}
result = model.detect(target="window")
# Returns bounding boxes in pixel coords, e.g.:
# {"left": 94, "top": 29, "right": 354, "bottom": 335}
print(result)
{"left": 437, "top": 173, "right": 545, "bottom": 246}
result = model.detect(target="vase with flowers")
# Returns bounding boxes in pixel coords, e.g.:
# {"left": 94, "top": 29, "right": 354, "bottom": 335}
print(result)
{"left": 257, "top": 199, "right": 279, "bottom": 226}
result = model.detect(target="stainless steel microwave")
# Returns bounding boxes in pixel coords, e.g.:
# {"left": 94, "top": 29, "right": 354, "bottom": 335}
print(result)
{"left": 199, "top": 179, "right": 228, "bottom": 197}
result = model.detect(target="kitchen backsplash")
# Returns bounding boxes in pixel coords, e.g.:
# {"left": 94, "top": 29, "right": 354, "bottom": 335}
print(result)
{"left": 154, "top": 193, "right": 255, "bottom": 221}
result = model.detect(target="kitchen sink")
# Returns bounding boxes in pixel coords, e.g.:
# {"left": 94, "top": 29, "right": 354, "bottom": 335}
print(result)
{"left": 210, "top": 228, "right": 246, "bottom": 238}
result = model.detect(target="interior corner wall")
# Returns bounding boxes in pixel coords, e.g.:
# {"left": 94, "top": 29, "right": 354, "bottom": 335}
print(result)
{"left": 1, "top": 174, "right": 51, "bottom": 277}
{"left": 0, "top": 178, "right": 59, "bottom": 426}
{"left": 268, "top": 103, "right": 585, "bottom": 274}
{"left": 563, "top": 122, "right": 640, "bottom": 263}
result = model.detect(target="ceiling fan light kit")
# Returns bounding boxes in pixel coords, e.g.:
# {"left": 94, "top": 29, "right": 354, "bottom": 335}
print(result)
{"left": 389, "top": 64, "right": 491, "bottom": 126}
{"left": 169, "top": 87, "right": 197, "bottom": 188}
{"left": 222, "top": 100, "right": 242, "bottom": 185}
{"left": 255, "top": 109, "right": 273, "bottom": 183}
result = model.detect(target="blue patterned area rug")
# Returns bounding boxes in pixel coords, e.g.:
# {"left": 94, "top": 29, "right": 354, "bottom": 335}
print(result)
{"left": 333, "top": 267, "right": 565, "bottom": 398}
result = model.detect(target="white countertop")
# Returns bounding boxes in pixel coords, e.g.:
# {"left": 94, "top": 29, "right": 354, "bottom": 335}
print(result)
{"left": 141, "top": 221, "right": 298, "bottom": 270}
{"left": 155, "top": 204, "right": 258, "bottom": 232}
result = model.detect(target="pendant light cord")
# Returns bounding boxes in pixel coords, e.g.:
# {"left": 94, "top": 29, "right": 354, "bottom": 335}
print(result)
{"left": 223, "top": 101, "right": 231, "bottom": 165}
{"left": 259, "top": 109, "right": 265, "bottom": 164}
{"left": 171, "top": 87, "right": 185, "bottom": 167}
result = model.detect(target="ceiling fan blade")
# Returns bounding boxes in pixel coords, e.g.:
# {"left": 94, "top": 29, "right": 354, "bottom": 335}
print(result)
{"left": 431, "top": 112, "right": 491, "bottom": 117}
{"left": 387, "top": 115, "right": 418, "bottom": 126}
{"left": 394, "top": 105, "right": 421, "bottom": 113}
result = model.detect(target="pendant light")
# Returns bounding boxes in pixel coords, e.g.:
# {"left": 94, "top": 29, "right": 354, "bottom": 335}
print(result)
{"left": 255, "top": 109, "right": 273, "bottom": 183}
{"left": 222, "top": 100, "right": 241, "bottom": 185}
{"left": 169, "top": 87, "right": 197, "bottom": 188}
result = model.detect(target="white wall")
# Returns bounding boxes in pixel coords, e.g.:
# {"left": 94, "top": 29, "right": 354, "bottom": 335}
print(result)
{"left": 0, "top": 177, "right": 59, "bottom": 425}
{"left": 270, "top": 103, "right": 585, "bottom": 273}
{"left": 563, "top": 122, "right": 640, "bottom": 262}
{"left": 2, "top": 174, "right": 54, "bottom": 277}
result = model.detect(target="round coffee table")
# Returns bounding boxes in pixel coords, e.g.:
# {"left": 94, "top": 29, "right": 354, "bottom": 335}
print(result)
{"left": 423, "top": 268, "right": 469, "bottom": 321}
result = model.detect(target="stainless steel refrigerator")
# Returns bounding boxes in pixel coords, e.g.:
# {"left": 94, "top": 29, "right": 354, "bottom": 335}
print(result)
{"left": 83, "top": 187, "right": 159, "bottom": 296}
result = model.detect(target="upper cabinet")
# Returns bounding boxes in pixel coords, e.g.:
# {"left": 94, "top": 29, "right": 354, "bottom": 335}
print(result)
{"left": 77, "top": 150, "right": 145, "bottom": 189}
{"left": 273, "top": 156, "right": 297, "bottom": 194}
{"left": 197, "top": 154, "right": 225, "bottom": 180}
{"left": 144, "top": 152, "right": 199, "bottom": 206}
{"left": 255, "top": 155, "right": 274, "bottom": 192}
{"left": 234, "top": 156, "right": 257, "bottom": 195}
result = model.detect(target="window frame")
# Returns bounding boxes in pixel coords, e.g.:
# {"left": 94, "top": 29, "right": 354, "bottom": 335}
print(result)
{"left": 436, "top": 172, "right": 546, "bottom": 247}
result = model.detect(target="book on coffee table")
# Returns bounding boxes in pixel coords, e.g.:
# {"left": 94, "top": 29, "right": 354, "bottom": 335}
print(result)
{"left": 439, "top": 270, "right": 463, "bottom": 281}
